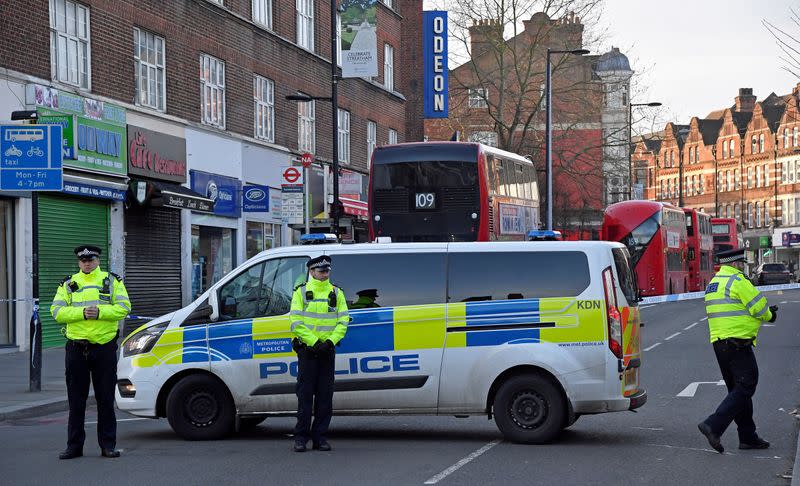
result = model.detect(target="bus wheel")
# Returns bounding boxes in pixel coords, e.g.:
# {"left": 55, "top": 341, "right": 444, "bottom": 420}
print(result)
{"left": 493, "top": 374, "right": 565, "bottom": 444}
{"left": 238, "top": 416, "right": 267, "bottom": 431}
{"left": 166, "top": 374, "right": 235, "bottom": 440}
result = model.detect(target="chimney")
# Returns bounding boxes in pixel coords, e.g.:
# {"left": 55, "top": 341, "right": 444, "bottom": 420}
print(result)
{"left": 734, "top": 88, "right": 756, "bottom": 112}
{"left": 469, "top": 19, "right": 503, "bottom": 59}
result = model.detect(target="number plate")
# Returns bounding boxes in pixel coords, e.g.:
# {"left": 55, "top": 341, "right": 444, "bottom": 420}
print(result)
{"left": 415, "top": 192, "right": 436, "bottom": 209}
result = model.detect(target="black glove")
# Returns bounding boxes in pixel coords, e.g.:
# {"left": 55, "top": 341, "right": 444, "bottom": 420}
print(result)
{"left": 312, "top": 340, "right": 326, "bottom": 354}
{"left": 768, "top": 305, "right": 778, "bottom": 323}
{"left": 323, "top": 339, "right": 335, "bottom": 352}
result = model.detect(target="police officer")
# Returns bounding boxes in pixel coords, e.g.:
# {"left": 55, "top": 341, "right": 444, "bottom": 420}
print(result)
{"left": 290, "top": 255, "right": 348, "bottom": 452}
{"left": 698, "top": 248, "right": 777, "bottom": 453}
{"left": 350, "top": 288, "right": 379, "bottom": 309}
{"left": 51, "top": 245, "right": 131, "bottom": 459}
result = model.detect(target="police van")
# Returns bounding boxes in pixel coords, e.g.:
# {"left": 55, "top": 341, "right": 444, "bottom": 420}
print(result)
{"left": 117, "top": 240, "right": 645, "bottom": 444}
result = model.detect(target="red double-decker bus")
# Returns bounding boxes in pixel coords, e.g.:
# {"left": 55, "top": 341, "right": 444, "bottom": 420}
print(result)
{"left": 683, "top": 208, "right": 715, "bottom": 291}
{"left": 368, "top": 142, "right": 540, "bottom": 242}
{"left": 602, "top": 201, "right": 689, "bottom": 296}
{"left": 710, "top": 218, "right": 744, "bottom": 271}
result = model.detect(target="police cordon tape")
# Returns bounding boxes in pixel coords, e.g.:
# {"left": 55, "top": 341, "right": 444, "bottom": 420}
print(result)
{"left": 640, "top": 282, "right": 800, "bottom": 305}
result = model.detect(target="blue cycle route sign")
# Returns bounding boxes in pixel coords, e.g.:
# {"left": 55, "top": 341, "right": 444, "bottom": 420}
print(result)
{"left": 0, "top": 124, "right": 63, "bottom": 191}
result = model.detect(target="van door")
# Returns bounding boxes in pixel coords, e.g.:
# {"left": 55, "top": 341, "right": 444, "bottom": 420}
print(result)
{"left": 326, "top": 250, "right": 447, "bottom": 411}
{"left": 209, "top": 256, "right": 309, "bottom": 413}
{"left": 611, "top": 247, "right": 642, "bottom": 398}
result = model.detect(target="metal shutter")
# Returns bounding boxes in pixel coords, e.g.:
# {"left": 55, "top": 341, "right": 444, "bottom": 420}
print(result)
{"left": 123, "top": 205, "right": 182, "bottom": 337}
{"left": 38, "top": 194, "right": 110, "bottom": 348}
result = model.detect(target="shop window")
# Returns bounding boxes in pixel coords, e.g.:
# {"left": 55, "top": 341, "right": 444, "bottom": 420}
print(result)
{"left": 246, "top": 221, "right": 281, "bottom": 259}
{"left": 192, "top": 225, "right": 234, "bottom": 299}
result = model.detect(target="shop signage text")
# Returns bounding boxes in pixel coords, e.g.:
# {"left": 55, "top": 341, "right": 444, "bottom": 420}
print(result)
{"left": 127, "top": 126, "right": 187, "bottom": 183}
{"left": 423, "top": 11, "right": 448, "bottom": 119}
{"left": 164, "top": 193, "right": 214, "bottom": 213}
{"left": 63, "top": 180, "right": 125, "bottom": 201}
{"left": 782, "top": 231, "right": 800, "bottom": 247}
{"left": 243, "top": 184, "right": 270, "bottom": 212}
{"left": 190, "top": 170, "right": 241, "bottom": 218}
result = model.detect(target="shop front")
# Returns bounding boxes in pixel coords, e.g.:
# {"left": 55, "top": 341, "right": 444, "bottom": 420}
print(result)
{"left": 190, "top": 170, "right": 241, "bottom": 299}
{"left": 124, "top": 125, "right": 213, "bottom": 336}
{"left": 31, "top": 84, "right": 128, "bottom": 348}
{"left": 242, "top": 143, "right": 289, "bottom": 257}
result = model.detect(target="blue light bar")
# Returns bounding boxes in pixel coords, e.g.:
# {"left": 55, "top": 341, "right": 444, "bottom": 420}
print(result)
{"left": 527, "top": 230, "right": 562, "bottom": 241}
{"left": 300, "top": 233, "right": 339, "bottom": 244}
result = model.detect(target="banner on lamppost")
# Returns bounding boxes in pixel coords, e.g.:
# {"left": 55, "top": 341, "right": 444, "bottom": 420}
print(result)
{"left": 340, "top": 0, "right": 378, "bottom": 78}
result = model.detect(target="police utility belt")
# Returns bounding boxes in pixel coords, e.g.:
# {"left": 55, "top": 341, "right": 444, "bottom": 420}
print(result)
{"left": 714, "top": 337, "right": 754, "bottom": 347}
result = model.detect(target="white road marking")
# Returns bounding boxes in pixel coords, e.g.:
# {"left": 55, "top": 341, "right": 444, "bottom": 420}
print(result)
{"left": 665, "top": 332, "right": 681, "bottom": 341}
{"left": 632, "top": 426, "right": 664, "bottom": 431}
{"left": 677, "top": 380, "right": 725, "bottom": 397}
{"left": 763, "top": 324, "right": 776, "bottom": 327}
{"left": 424, "top": 440, "right": 501, "bottom": 484}
{"left": 701, "top": 317, "right": 708, "bottom": 321}
{"left": 643, "top": 342, "right": 661, "bottom": 352}
{"left": 780, "top": 301, "right": 788, "bottom": 304}
{"left": 684, "top": 322, "right": 699, "bottom": 330}
{"left": 640, "top": 304, "right": 656, "bottom": 309}
{"left": 646, "top": 443, "right": 783, "bottom": 458}
{"left": 86, "top": 418, "right": 148, "bottom": 425}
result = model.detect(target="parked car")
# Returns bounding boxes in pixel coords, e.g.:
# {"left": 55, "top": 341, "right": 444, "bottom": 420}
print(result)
{"left": 752, "top": 263, "right": 793, "bottom": 285}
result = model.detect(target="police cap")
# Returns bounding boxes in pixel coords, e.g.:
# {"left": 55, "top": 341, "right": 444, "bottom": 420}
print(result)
{"left": 74, "top": 245, "right": 102, "bottom": 260}
{"left": 306, "top": 255, "right": 332, "bottom": 271}
{"left": 715, "top": 247, "right": 746, "bottom": 264}
{"left": 357, "top": 288, "right": 378, "bottom": 298}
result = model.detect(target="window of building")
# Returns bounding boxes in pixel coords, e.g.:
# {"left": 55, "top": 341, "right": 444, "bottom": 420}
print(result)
{"left": 670, "top": 150, "right": 674, "bottom": 166}
{"left": 380, "top": 0, "right": 394, "bottom": 9}
{"left": 764, "top": 164, "right": 769, "bottom": 186}
{"left": 747, "top": 202, "right": 753, "bottom": 228}
{"left": 699, "top": 175, "right": 704, "bottom": 194}
{"left": 722, "top": 140, "right": 728, "bottom": 159}
{"left": 384, "top": 43, "right": 394, "bottom": 91}
{"left": 756, "top": 165, "right": 761, "bottom": 187}
{"left": 726, "top": 205, "right": 731, "bottom": 218}
{"left": 252, "top": 0, "right": 272, "bottom": 29}
{"left": 759, "top": 134, "right": 765, "bottom": 153}
{"left": 718, "top": 172, "right": 723, "bottom": 192}
{"left": 659, "top": 180, "right": 664, "bottom": 198}
{"left": 747, "top": 167, "right": 753, "bottom": 188}
{"left": 336, "top": 12, "right": 342, "bottom": 67}
{"left": 388, "top": 128, "right": 398, "bottom": 145}
{"left": 253, "top": 75, "right": 274, "bottom": 142}
{"left": 796, "top": 199, "right": 800, "bottom": 225}
{"left": 297, "top": 98, "right": 315, "bottom": 153}
{"left": 468, "top": 131, "right": 498, "bottom": 147}
{"left": 796, "top": 160, "right": 800, "bottom": 183}
{"left": 734, "top": 203, "right": 740, "bottom": 221}
{"left": 726, "top": 171, "right": 731, "bottom": 191}
{"left": 468, "top": 88, "right": 488, "bottom": 108}
{"left": 331, "top": 253, "right": 446, "bottom": 307}
{"left": 50, "top": 0, "right": 91, "bottom": 89}
{"left": 764, "top": 202, "right": 770, "bottom": 226}
{"left": 296, "top": 0, "right": 314, "bottom": 51}
{"left": 783, "top": 161, "right": 788, "bottom": 184}
{"left": 245, "top": 221, "right": 281, "bottom": 259}
{"left": 735, "top": 168, "right": 740, "bottom": 189}
{"left": 367, "top": 120, "right": 377, "bottom": 170}
{"left": 755, "top": 202, "right": 761, "bottom": 227}
{"left": 792, "top": 160, "right": 797, "bottom": 183}
{"left": 448, "top": 252, "right": 591, "bottom": 302}
{"left": 133, "top": 28, "right": 166, "bottom": 111}
{"left": 785, "top": 129, "right": 790, "bottom": 149}
{"left": 795, "top": 127, "right": 799, "bottom": 147}
{"left": 338, "top": 108, "right": 350, "bottom": 165}
{"left": 751, "top": 136, "right": 757, "bottom": 154}
{"left": 730, "top": 139, "right": 735, "bottom": 157}
{"left": 200, "top": 54, "right": 226, "bottom": 128}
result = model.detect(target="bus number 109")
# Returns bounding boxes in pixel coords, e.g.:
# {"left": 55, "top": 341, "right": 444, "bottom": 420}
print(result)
{"left": 415, "top": 192, "right": 435, "bottom": 209}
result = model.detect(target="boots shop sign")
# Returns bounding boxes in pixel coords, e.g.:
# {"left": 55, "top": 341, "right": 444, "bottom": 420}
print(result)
{"left": 127, "top": 126, "right": 187, "bottom": 183}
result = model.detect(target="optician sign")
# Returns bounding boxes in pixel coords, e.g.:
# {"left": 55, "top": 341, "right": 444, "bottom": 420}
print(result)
{"left": 29, "top": 84, "right": 127, "bottom": 177}
{"left": 243, "top": 184, "right": 270, "bottom": 212}
{"left": 423, "top": 11, "right": 448, "bottom": 119}
{"left": 190, "top": 170, "right": 241, "bottom": 218}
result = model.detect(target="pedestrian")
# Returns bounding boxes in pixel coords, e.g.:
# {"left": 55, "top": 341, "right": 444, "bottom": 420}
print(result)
{"left": 788, "top": 260, "right": 796, "bottom": 281}
{"left": 50, "top": 245, "right": 131, "bottom": 460}
{"left": 698, "top": 247, "right": 777, "bottom": 454}
{"left": 290, "top": 255, "right": 349, "bottom": 452}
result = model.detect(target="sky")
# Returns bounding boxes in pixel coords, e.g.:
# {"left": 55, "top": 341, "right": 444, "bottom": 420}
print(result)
{"left": 423, "top": 0, "right": 799, "bottom": 127}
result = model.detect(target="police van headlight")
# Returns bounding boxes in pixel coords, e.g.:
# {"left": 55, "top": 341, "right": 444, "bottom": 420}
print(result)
{"left": 123, "top": 323, "right": 168, "bottom": 357}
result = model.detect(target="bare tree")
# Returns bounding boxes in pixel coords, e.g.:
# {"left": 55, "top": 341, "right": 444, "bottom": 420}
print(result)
{"left": 763, "top": 8, "right": 800, "bottom": 79}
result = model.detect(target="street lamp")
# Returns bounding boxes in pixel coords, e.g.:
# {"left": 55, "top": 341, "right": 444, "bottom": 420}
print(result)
{"left": 628, "top": 101, "right": 661, "bottom": 199}
{"left": 545, "top": 48, "right": 589, "bottom": 231}
{"left": 285, "top": 1, "right": 341, "bottom": 236}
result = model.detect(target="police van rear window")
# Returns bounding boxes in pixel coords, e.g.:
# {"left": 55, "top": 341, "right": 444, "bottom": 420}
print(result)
{"left": 447, "top": 251, "right": 590, "bottom": 301}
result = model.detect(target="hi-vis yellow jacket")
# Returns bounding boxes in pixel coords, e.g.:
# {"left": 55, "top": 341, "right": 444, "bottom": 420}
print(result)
{"left": 50, "top": 267, "right": 131, "bottom": 344}
{"left": 290, "top": 276, "right": 349, "bottom": 347}
{"left": 704, "top": 265, "right": 773, "bottom": 345}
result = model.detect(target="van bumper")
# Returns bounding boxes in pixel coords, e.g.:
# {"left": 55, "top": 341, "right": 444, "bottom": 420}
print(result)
{"left": 627, "top": 388, "right": 647, "bottom": 410}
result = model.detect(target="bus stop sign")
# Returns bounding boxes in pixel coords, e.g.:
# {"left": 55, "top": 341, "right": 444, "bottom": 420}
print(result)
{"left": 0, "top": 124, "right": 63, "bottom": 191}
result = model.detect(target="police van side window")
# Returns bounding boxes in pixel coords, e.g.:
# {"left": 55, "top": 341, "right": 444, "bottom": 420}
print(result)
{"left": 215, "top": 257, "right": 308, "bottom": 320}
{"left": 218, "top": 262, "right": 267, "bottom": 320}
{"left": 447, "top": 251, "right": 590, "bottom": 302}
{"left": 263, "top": 257, "right": 309, "bottom": 316}
{"left": 330, "top": 253, "right": 446, "bottom": 307}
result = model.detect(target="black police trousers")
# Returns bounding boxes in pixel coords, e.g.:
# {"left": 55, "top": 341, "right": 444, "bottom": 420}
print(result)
{"left": 65, "top": 338, "right": 118, "bottom": 452}
{"left": 702, "top": 338, "right": 759, "bottom": 442}
{"left": 293, "top": 347, "right": 335, "bottom": 444}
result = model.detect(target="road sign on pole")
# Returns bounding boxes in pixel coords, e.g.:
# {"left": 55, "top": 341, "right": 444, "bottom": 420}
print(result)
{"left": 300, "top": 152, "right": 314, "bottom": 169}
{"left": 280, "top": 165, "right": 305, "bottom": 225}
{"left": 0, "top": 124, "right": 63, "bottom": 191}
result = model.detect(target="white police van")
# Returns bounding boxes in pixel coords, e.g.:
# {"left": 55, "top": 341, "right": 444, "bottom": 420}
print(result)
{"left": 117, "top": 239, "right": 645, "bottom": 443}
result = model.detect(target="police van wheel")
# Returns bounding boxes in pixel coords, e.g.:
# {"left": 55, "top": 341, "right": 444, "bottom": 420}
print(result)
{"left": 493, "top": 374, "right": 565, "bottom": 444}
{"left": 166, "top": 374, "right": 235, "bottom": 440}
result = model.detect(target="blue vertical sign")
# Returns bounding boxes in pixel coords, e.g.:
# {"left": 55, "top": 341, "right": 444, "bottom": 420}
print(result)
{"left": 423, "top": 11, "right": 448, "bottom": 119}
{"left": 0, "top": 124, "right": 63, "bottom": 191}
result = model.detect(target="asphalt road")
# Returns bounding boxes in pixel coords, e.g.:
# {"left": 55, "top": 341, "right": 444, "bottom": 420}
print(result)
{"left": 2, "top": 290, "right": 799, "bottom": 486}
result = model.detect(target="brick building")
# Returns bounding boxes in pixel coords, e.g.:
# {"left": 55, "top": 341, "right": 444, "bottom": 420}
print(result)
{"left": 424, "top": 11, "right": 634, "bottom": 237}
{"left": 636, "top": 84, "right": 800, "bottom": 272}
{"left": 0, "top": 0, "right": 423, "bottom": 350}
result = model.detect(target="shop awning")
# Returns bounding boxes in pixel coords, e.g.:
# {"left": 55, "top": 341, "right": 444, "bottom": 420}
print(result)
{"left": 341, "top": 196, "right": 368, "bottom": 218}
{"left": 132, "top": 179, "right": 215, "bottom": 213}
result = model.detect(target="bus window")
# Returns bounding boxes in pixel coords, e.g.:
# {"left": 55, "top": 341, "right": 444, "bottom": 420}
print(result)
{"left": 515, "top": 163, "right": 526, "bottom": 199}
{"left": 502, "top": 159, "right": 517, "bottom": 198}
{"left": 618, "top": 213, "right": 660, "bottom": 268}
{"left": 685, "top": 212, "right": 694, "bottom": 236}
{"left": 493, "top": 157, "right": 506, "bottom": 196}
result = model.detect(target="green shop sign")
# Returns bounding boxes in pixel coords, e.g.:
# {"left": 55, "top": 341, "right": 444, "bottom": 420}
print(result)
{"left": 30, "top": 84, "right": 127, "bottom": 177}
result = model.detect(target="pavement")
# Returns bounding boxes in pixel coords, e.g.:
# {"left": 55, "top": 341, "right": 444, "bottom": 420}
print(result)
{"left": 0, "top": 346, "right": 94, "bottom": 421}
{"left": 0, "top": 291, "right": 798, "bottom": 484}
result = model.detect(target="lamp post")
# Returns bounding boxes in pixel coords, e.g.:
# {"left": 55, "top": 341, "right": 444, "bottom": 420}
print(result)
{"left": 286, "top": 1, "right": 341, "bottom": 236}
{"left": 545, "top": 48, "right": 589, "bottom": 231}
{"left": 628, "top": 102, "right": 661, "bottom": 199}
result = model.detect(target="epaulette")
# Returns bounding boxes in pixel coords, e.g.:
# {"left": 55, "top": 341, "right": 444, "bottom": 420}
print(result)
{"left": 60, "top": 275, "right": 72, "bottom": 285}
{"left": 294, "top": 282, "right": 306, "bottom": 291}
{"left": 109, "top": 272, "right": 123, "bottom": 282}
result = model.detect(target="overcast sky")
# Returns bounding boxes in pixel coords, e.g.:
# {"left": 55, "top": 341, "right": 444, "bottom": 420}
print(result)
{"left": 423, "top": 0, "right": 799, "bottom": 126}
